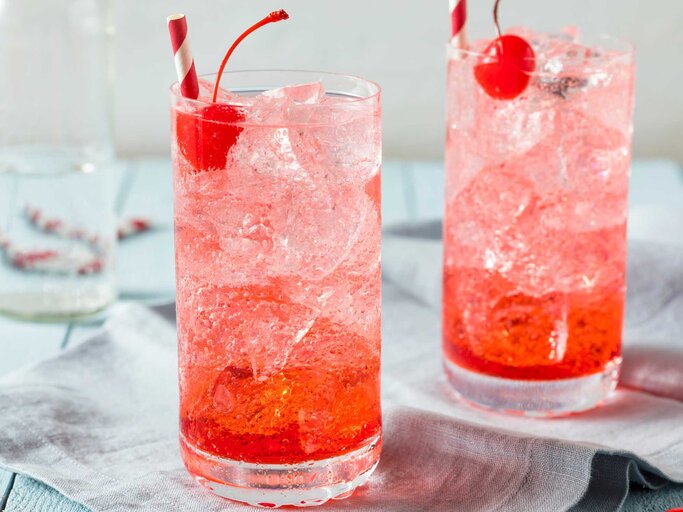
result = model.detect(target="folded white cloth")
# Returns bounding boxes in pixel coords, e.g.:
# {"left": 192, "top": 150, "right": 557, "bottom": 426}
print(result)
{"left": 0, "top": 209, "right": 682, "bottom": 512}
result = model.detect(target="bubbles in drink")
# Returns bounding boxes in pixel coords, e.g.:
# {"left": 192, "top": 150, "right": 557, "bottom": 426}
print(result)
{"left": 174, "top": 80, "right": 381, "bottom": 464}
{"left": 444, "top": 29, "right": 634, "bottom": 380}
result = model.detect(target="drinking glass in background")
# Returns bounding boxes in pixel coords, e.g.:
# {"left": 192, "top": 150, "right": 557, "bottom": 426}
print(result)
{"left": 172, "top": 71, "right": 382, "bottom": 507}
{"left": 0, "top": 0, "right": 117, "bottom": 319}
{"left": 443, "top": 30, "right": 636, "bottom": 415}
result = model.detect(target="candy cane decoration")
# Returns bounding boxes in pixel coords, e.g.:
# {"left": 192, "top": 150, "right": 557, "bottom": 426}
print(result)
{"left": 0, "top": 206, "right": 154, "bottom": 275}
{"left": 0, "top": 233, "right": 102, "bottom": 275}
{"left": 117, "top": 218, "right": 152, "bottom": 239}
{"left": 168, "top": 14, "right": 200, "bottom": 100}
{"left": 25, "top": 205, "right": 102, "bottom": 250}
{"left": 449, "top": 0, "right": 468, "bottom": 52}
{"left": 26, "top": 206, "right": 152, "bottom": 243}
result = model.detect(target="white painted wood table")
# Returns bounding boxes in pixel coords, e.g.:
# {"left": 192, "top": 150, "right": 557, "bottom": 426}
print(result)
{"left": 1, "top": 158, "right": 682, "bottom": 510}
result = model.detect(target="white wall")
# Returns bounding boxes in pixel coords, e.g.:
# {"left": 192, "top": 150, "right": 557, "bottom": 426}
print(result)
{"left": 114, "top": 0, "right": 683, "bottom": 162}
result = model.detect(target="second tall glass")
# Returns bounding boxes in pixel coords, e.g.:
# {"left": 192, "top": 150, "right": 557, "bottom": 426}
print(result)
{"left": 443, "top": 32, "right": 635, "bottom": 416}
{"left": 172, "top": 71, "right": 382, "bottom": 507}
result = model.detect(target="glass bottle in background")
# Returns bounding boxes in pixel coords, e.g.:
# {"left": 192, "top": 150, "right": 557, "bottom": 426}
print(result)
{"left": 443, "top": 30, "right": 635, "bottom": 415}
{"left": 0, "top": 0, "right": 117, "bottom": 319}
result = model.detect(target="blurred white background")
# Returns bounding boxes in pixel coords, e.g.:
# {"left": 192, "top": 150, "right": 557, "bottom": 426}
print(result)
{"left": 113, "top": 0, "right": 683, "bottom": 162}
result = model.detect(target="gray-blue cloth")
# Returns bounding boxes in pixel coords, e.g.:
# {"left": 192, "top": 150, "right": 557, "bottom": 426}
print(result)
{"left": 6, "top": 476, "right": 88, "bottom": 512}
{"left": 6, "top": 473, "right": 683, "bottom": 511}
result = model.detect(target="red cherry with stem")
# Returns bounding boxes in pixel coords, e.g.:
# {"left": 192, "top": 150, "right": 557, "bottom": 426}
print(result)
{"left": 175, "top": 10, "right": 290, "bottom": 172}
{"left": 175, "top": 104, "right": 245, "bottom": 172}
{"left": 474, "top": 35, "right": 535, "bottom": 100}
{"left": 474, "top": 0, "right": 535, "bottom": 100}
{"left": 212, "top": 10, "right": 289, "bottom": 103}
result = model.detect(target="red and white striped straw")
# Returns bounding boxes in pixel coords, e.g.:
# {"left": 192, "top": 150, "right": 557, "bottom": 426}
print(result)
{"left": 449, "top": 0, "right": 468, "bottom": 51}
{"left": 167, "top": 13, "right": 199, "bottom": 100}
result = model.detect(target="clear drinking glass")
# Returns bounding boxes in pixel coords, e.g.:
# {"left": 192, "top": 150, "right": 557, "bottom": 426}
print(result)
{"left": 443, "top": 31, "right": 635, "bottom": 415}
{"left": 172, "top": 71, "right": 382, "bottom": 507}
{"left": 0, "top": 0, "right": 117, "bottom": 319}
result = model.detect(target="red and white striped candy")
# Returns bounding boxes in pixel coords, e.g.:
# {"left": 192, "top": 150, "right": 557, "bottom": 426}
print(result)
{"left": 25, "top": 206, "right": 152, "bottom": 243}
{"left": 168, "top": 13, "right": 199, "bottom": 100}
{"left": 449, "top": 0, "right": 468, "bottom": 51}
{"left": 0, "top": 232, "right": 102, "bottom": 275}
{"left": 22, "top": 205, "right": 107, "bottom": 274}
{"left": 0, "top": 206, "right": 154, "bottom": 276}
{"left": 25, "top": 205, "right": 101, "bottom": 249}
{"left": 117, "top": 218, "right": 152, "bottom": 239}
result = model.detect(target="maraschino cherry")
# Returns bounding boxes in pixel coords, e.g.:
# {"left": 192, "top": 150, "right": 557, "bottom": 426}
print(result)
{"left": 474, "top": 0, "right": 535, "bottom": 100}
{"left": 176, "top": 10, "right": 289, "bottom": 172}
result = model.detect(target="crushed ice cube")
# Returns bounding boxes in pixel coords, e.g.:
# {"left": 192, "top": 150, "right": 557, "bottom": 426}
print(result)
{"left": 256, "top": 82, "right": 326, "bottom": 124}
{"left": 560, "top": 26, "right": 580, "bottom": 41}
{"left": 195, "top": 78, "right": 235, "bottom": 104}
{"left": 538, "top": 76, "right": 588, "bottom": 99}
{"left": 524, "top": 26, "right": 602, "bottom": 100}
{"left": 545, "top": 58, "right": 564, "bottom": 74}
{"left": 535, "top": 42, "right": 592, "bottom": 99}
{"left": 262, "top": 82, "right": 325, "bottom": 104}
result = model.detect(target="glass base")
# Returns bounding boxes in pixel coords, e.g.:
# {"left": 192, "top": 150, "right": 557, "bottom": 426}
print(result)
{"left": 444, "top": 357, "right": 621, "bottom": 417}
{"left": 180, "top": 433, "right": 381, "bottom": 508}
{"left": 0, "top": 286, "right": 115, "bottom": 321}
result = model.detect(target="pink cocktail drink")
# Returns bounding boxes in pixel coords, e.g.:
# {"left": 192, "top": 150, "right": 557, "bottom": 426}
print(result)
{"left": 171, "top": 71, "right": 382, "bottom": 507}
{"left": 443, "top": 30, "right": 635, "bottom": 415}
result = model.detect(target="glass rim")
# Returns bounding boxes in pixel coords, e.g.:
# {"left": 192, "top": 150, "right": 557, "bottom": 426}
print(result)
{"left": 447, "top": 32, "right": 635, "bottom": 69}
{"left": 169, "top": 69, "right": 381, "bottom": 108}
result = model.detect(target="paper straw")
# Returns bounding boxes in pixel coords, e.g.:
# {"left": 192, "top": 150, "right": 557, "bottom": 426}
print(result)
{"left": 449, "top": 0, "right": 468, "bottom": 51}
{"left": 167, "top": 13, "right": 199, "bottom": 100}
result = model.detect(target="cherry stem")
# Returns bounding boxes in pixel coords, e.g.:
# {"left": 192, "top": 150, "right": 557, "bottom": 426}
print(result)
{"left": 211, "top": 10, "right": 290, "bottom": 103}
{"left": 493, "top": 0, "right": 502, "bottom": 39}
